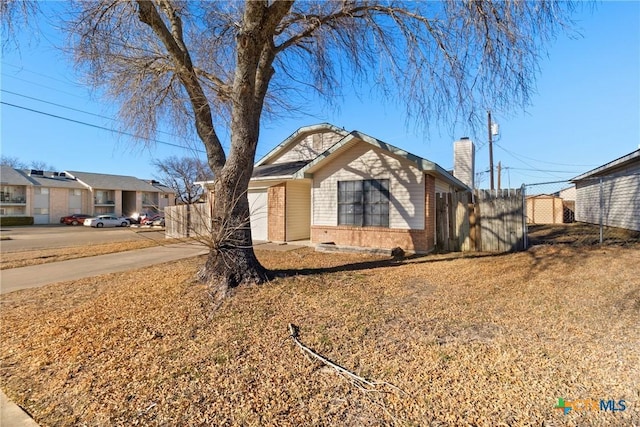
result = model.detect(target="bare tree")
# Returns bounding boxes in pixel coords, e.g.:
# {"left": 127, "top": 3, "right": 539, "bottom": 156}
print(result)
{"left": 0, "top": 155, "right": 28, "bottom": 169}
{"left": 29, "top": 160, "right": 56, "bottom": 171}
{"left": 3, "top": 1, "right": 578, "bottom": 292}
{"left": 0, "top": 0, "right": 39, "bottom": 49}
{"left": 152, "top": 156, "right": 212, "bottom": 204}
{"left": 0, "top": 156, "right": 55, "bottom": 170}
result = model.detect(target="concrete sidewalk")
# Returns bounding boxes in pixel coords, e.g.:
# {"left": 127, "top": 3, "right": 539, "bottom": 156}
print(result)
{"left": 0, "top": 240, "right": 308, "bottom": 425}
{"left": 0, "top": 390, "right": 39, "bottom": 427}
{"left": 0, "top": 241, "right": 309, "bottom": 294}
{"left": 0, "top": 242, "right": 209, "bottom": 426}
{"left": 0, "top": 243, "right": 209, "bottom": 294}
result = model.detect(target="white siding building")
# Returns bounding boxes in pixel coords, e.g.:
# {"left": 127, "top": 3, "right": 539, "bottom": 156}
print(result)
{"left": 572, "top": 149, "right": 640, "bottom": 231}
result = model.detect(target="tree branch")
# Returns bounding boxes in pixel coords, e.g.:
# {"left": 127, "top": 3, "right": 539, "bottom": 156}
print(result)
{"left": 136, "top": 0, "right": 226, "bottom": 172}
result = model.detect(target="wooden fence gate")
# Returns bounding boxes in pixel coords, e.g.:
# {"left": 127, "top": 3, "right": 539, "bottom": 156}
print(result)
{"left": 436, "top": 188, "right": 525, "bottom": 252}
{"left": 165, "top": 203, "right": 211, "bottom": 239}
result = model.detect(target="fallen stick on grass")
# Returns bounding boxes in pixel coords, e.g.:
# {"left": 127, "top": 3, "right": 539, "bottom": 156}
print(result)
{"left": 288, "top": 323, "right": 406, "bottom": 395}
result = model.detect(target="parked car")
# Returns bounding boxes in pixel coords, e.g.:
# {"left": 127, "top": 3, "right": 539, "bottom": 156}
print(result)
{"left": 152, "top": 217, "right": 165, "bottom": 227}
{"left": 141, "top": 214, "right": 164, "bottom": 225}
{"left": 125, "top": 216, "right": 140, "bottom": 225}
{"left": 60, "top": 214, "right": 93, "bottom": 226}
{"left": 83, "top": 215, "right": 130, "bottom": 228}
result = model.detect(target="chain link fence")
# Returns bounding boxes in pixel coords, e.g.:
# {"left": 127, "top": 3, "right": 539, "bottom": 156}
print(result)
{"left": 523, "top": 174, "right": 640, "bottom": 247}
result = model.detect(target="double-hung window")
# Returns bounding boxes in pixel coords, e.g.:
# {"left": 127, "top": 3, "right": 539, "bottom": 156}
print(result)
{"left": 338, "top": 179, "right": 389, "bottom": 227}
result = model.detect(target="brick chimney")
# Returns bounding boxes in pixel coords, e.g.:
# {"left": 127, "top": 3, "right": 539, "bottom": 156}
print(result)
{"left": 453, "top": 137, "right": 475, "bottom": 190}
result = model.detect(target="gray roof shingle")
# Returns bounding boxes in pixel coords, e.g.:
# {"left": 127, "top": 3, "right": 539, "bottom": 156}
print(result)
{"left": 65, "top": 171, "right": 168, "bottom": 192}
{"left": 0, "top": 165, "right": 34, "bottom": 186}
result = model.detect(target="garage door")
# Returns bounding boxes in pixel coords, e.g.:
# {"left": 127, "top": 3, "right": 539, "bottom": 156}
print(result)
{"left": 248, "top": 190, "right": 268, "bottom": 241}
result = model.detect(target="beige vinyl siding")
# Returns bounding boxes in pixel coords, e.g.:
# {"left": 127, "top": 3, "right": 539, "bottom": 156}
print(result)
{"left": 286, "top": 180, "right": 311, "bottom": 240}
{"left": 575, "top": 163, "right": 640, "bottom": 231}
{"left": 271, "top": 131, "right": 345, "bottom": 165}
{"left": 435, "top": 178, "right": 453, "bottom": 195}
{"left": 312, "top": 142, "right": 424, "bottom": 229}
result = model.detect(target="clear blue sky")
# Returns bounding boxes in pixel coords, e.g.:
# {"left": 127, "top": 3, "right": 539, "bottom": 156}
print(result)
{"left": 1, "top": 1, "right": 639, "bottom": 188}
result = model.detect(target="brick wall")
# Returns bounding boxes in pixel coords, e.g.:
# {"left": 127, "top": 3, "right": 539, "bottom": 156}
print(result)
{"left": 49, "top": 188, "right": 69, "bottom": 223}
{"left": 311, "top": 225, "right": 431, "bottom": 253}
{"left": 268, "top": 184, "right": 286, "bottom": 241}
{"left": 309, "top": 174, "right": 438, "bottom": 253}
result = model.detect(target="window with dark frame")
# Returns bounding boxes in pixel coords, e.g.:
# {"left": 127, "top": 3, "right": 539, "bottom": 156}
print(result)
{"left": 338, "top": 179, "right": 389, "bottom": 227}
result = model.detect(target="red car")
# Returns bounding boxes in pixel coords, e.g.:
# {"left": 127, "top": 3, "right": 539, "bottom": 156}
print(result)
{"left": 60, "top": 214, "right": 93, "bottom": 226}
{"left": 140, "top": 214, "right": 164, "bottom": 225}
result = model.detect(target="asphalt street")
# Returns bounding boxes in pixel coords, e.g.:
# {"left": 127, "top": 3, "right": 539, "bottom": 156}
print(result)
{"left": 0, "top": 225, "right": 166, "bottom": 252}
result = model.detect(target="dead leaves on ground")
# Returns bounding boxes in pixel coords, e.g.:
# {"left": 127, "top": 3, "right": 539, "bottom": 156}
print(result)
{"left": 1, "top": 245, "right": 639, "bottom": 426}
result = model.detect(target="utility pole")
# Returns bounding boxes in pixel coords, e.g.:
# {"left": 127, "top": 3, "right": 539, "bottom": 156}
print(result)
{"left": 488, "top": 110, "right": 494, "bottom": 191}
{"left": 497, "top": 161, "right": 501, "bottom": 191}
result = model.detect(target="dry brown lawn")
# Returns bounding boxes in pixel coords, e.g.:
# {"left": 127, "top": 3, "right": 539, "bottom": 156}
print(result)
{"left": 1, "top": 245, "right": 639, "bottom": 426}
{"left": 527, "top": 223, "right": 640, "bottom": 246}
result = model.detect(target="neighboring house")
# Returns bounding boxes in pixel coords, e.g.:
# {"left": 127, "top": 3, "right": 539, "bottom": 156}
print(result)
{"left": 556, "top": 185, "right": 576, "bottom": 223}
{"left": 202, "top": 123, "right": 471, "bottom": 253}
{"left": 571, "top": 148, "right": 640, "bottom": 231}
{"left": 557, "top": 185, "right": 576, "bottom": 201}
{"left": 0, "top": 166, "right": 176, "bottom": 224}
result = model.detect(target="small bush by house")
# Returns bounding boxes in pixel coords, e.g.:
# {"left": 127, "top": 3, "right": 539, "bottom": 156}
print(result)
{"left": 0, "top": 216, "right": 34, "bottom": 226}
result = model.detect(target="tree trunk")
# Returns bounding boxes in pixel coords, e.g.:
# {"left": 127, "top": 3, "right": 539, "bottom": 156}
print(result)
{"left": 197, "top": 1, "right": 291, "bottom": 295}
{"left": 197, "top": 167, "right": 269, "bottom": 292}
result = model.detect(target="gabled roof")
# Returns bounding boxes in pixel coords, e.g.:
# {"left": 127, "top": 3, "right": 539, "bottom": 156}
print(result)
{"left": 19, "top": 170, "right": 87, "bottom": 189}
{"left": 65, "top": 171, "right": 165, "bottom": 192}
{"left": 0, "top": 165, "right": 34, "bottom": 186}
{"left": 526, "top": 193, "right": 561, "bottom": 199}
{"left": 292, "top": 130, "right": 470, "bottom": 190}
{"left": 1, "top": 167, "right": 86, "bottom": 189}
{"left": 255, "top": 123, "right": 349, "bottom": 167}
{"left": 571, "top": 149, "right": 640, "bottom": 181}
{"left": 150, "top": 182, "right": 175, "bottom": 193}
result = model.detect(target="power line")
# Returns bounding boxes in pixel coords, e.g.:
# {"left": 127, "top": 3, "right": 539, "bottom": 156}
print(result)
{"left": 1, "top": 88, "right": 202, "bottom": 145}
{"left": 493, "top": 143, "right": 572, "bottom": 180}
{"left": 504, "top": 167, "right": 581, "bottom": 174}
{"left": 1, "top": 73, "right": 86, "bottom": 99}
{"left": 494, "top": 141, "right": 597, "bottom": 168}
{"left": 1, "top": 101, "right": 206, "bottom": 154}
{"left": 1, "top": 89, "right": 118, "bottom": 122}
{"left": 2, "top": 62, "right": 80, "bottom": 87}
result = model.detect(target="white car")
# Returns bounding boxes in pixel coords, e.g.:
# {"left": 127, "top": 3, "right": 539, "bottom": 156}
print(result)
{"left": 83, "top": 215, "right": 130, "bottom": 228}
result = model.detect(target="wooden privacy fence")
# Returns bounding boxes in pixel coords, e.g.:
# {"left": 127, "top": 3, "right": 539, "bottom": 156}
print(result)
{"left": 436, "top": 188, "right": 525, "bottom": 252}
{"left": 165, "top": 203, "right": 210, "bottom": 238}
{"left": 436, "top": 192, "right": 475, "bottom": 252}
